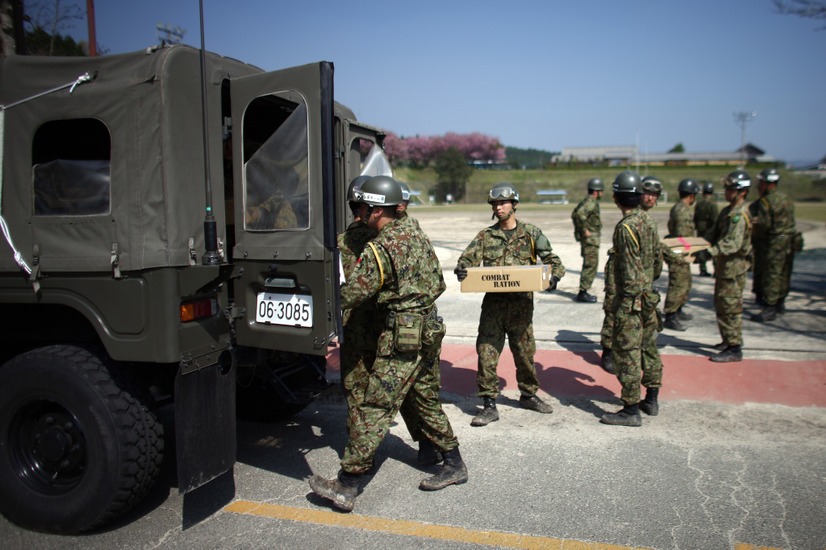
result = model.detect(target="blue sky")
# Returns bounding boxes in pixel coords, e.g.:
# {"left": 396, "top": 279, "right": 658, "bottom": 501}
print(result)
{"left": 54, "top": 0, "right": 826, "bottom": 163}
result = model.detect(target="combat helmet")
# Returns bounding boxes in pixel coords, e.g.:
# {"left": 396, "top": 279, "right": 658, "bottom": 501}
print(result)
{"left": 702, "top": 181, "right": 714, "bottom": 194}
{"left": 357, "top": 175, "right": 404, "bottom": 207}
{"left": 398, "top": 181, "right": 411, "bottom": 203}
{"left": 759, "top": 168, "right": 781, "bottom": 184}
{"left": 612, "top": 171, "right": 642, "bottom": 194}
{"left": 641, "top": 176, "right": 663, "bottom": 195}
{"left": 723, "top": 170, "right": 752, "bottom": 190}
{"left": 488, "top": 183, "right": 520, "bottom": 203}
{"left": 587, "top": 178, "right": 604, "bottom": 192}
{"left": 678, "top": 178, "right": 700, "bottom": 195}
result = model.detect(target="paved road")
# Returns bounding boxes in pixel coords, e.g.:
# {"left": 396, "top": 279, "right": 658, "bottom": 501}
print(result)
{"left": 1, "top": 205, "right": 825, "bottom": 549}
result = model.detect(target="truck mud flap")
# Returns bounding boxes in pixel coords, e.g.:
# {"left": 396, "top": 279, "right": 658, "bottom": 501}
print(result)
{"left": 174, "top": 356, "right": 236, "bottom": 494}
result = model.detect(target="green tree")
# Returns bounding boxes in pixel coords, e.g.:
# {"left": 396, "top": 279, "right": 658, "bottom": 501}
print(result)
{"left": 434, "top": 147, "right": 473, "bottom": 203}
{"left": 668, "top": 143, "right": 685, "bottom": 153}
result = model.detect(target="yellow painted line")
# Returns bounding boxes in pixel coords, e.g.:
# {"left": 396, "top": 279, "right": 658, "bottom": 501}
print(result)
{"left": 734, "top": 545, "right": 785, "bottom": 550}
{"left": 224, "top": 499, "right": 647, "bottom": 550}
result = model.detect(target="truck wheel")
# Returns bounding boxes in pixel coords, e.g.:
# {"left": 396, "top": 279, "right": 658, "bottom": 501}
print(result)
{"left": 0, "top": 345, "right": 163, "bottom": 533}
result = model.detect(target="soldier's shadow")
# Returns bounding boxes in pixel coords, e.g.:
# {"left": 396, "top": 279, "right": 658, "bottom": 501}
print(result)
{"left": 534, "top": 361, "right": 621, "bottom": 418}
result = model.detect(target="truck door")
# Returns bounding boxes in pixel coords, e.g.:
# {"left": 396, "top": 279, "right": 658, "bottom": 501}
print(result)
{"left": 229, "top": 62, "right": 339, "bottom": 355}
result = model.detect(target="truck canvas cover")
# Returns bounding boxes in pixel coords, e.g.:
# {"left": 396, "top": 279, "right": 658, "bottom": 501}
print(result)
{"left": 0, "top": 45, "right": 260, "bottom": 274}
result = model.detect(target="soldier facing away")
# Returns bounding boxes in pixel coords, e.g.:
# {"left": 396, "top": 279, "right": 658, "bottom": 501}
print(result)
{"left": 749, "top": 168, "right": 798, "bottom": 323}
{"left": 663, "top": 178, "right": 700, "bottom": 331}
{"left": 600, "top": 171, "right": 664, "bottom": 427}
{"left": 571, "top": 178, "right": 604, "bottom": 302}
{"left": 693, "top": 181, "right": 719, "bottom": 277}
{"left": 309, "top": 176, "right": 466, "bottom": 513}
{"left": 454, "top": 183, "right": 565, "bottom": 427}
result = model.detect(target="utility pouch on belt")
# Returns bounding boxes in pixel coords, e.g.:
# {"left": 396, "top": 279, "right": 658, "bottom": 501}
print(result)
{"left": 421, "top": 316, "right": 446, "bottom": 348}
{"left": 393, "top": 312, "right": 423, "bottom": 352}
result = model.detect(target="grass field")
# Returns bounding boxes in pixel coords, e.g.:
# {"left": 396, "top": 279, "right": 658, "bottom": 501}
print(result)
{"left": 395, "top": 166, "right": 826, "bottom": 212}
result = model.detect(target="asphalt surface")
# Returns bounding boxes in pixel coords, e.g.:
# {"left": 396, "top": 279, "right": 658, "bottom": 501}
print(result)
{"left": 1, "top": 205, "right": 825, "bottom": 549}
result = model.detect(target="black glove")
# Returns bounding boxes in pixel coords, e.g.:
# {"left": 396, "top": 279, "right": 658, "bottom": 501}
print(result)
{"left": 454, "top": 266, "right": 468, "bottom": 282}
{"left": 547, "top": 276, "right": 560, "bottom": 291}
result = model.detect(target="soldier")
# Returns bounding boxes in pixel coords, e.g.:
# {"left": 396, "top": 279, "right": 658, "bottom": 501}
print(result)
{"left": 337, "top": 176, "right": 379, "bottom": 440}
{"left": 693, "top": 181, "right": 719, "bottom": 277}
{"left": 571, "top": 178, "right": 603, "bottom": 302}
{"left": 396, "top": 180, "right": 443, "bottom": 465}
{"left": 750, "top": 168, "right": 797, "bottom": 323}
{"left": 309, "top": 176, "right": 466, "bottom": 512}
{"left": 454, "top": 183, "right": 565, "bottom": 427}
{"left": 706, "top": 170, "right": 753, "bottom": 363}
{"left": 600, "top": 171, "right": 664, "bottom": 427}
{"left": 663, "top": 178, "right": 700, "bottom": 331}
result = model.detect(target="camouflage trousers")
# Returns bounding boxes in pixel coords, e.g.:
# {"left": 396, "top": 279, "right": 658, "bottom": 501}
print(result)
{"left": 751, "top": 238, "right": 768, "bottom": 298}
{"left": 341, "top": 328, "right": 457, "bottom": 474}
{"left": 398, "top": 327, "right": 444, "bottom": 442}
{"left": 340, "top": 309, "right": 381, "bottom": 435}
{"left": 714, "top": 271, "right": 746, "bottom": 347}
{"left": 612, "top": 291, "right": 663, "bottom": 405}
{"left": 579, "top": 242, "right": 600, "bottom": 292}
{"left": 664, "top": 258, "right": 692, "bottom": 313}
{"left": 763, "top": 236, "right": 794, "bottom": 305}
{"left": 476, "top": 293, "right": 539, "bottom": 398}
{"left": 600, "top": 255, "right": 616, "bottom": 350}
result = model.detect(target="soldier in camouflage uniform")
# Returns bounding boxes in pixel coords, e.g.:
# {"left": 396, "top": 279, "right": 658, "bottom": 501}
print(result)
{"left": 706, "top": 170, "right": 753, "bottom": 363}
{"left": 571, "top": 178, "right": 603, "bottom": 303}
{"left": 600, "top": 176, "right": 666, "bottom": 374}
{"left": 663, "top": 179, "right": 700, "bottom": 331}
{"left": 454, "top": 183, "right": 565, "bottom": 427}
{"left": 396, "top": 182, "right": 443, "bottom": 466}
{"left": 310, "top": 176, "right": 466, "bottom": 513}
{"left": 750, "top": 168, "right": 797, "bottom": 323}
{"left": 338, "top": 176, "right": 379, "bottom": 438}
{"left": 600, "top": 171, "right": 664, "bottom": 427}
{"left": 693, "top": 181, "right": 719, "bottom": 277}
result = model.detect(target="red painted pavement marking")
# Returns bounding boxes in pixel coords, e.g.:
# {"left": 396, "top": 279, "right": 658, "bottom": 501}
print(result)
{"left": 326, "top": 344, "right": 826, "bottom": 408}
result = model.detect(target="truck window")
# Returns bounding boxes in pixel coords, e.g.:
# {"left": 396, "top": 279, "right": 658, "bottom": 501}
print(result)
{"left": 31, "top": 119, "right": 111, "bottom": 216}
{"left": 243, "top": 94, "right": 309, "bottom": 231}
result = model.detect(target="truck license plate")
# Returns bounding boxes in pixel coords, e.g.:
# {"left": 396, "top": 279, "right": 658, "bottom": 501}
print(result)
{"left": 255, "top": 292, "right": 313, "bottom": 327}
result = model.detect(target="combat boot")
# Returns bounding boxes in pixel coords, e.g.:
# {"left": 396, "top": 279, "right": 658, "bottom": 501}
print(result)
{"left": 777, "top": 299, "right": 786, "bottom": 314}
{"left": 751, "top": 305, "right": 777, "bottom": 323}
{"left": 676, "top": 307, "right": 693, "bottom": 321}
{"left": 417, "top": 438, "right": 442, "bottom": 465}
{"left": 639, "top": 388, "right": 659, "bottom": 416}
{"left": 664, "top": 312, "right": 686, "bottom": 331}
{"left": 600, "top": 348, "right": 615, "bottom": 374}
{"left": 419, "top": 448, "right": 468, "bottom": 491}
{"left": 519, "top": 394, "right": 553, "bottom": 414}
{"left": 710, "top": 345, "right": 743, "bottom": 363}
{"left": 576, "top": 290, "right": 597, "bottom": 303}
{"left": 309, "top": 470, "right": 360, "bottom": 512}
{"left": 699, "top": 265, "right": 711, "bottom": 277}
{"left": 470, "top": 397, "right": 499, "bottom": 427}
{"left": 600, "top": 403, "right": 642, "bottom": 427}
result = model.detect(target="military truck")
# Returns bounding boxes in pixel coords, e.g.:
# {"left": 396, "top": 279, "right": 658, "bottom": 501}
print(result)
{"left": 0, "top": 44, "right": 389, "bottom": 533}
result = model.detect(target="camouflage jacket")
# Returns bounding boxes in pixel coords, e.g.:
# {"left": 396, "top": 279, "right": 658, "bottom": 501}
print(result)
{"left": 751, "top": 188, "right": 796, "bottom": 239}
{"left": 338, "top": 220, "right": 378, "bottom": 325}
{"left": 613, "top": 207, "right": 660, "bottom": 301}
{"left": 341, "top": 217, "right": 445, "bottom": 314}
{"left": 456, "top": 220, "right": 565, "bottom": 280}
{"left": 667, "top": 200, "right": 695, "bottom": 238}
{"left": 572, "top": 195, "right": 601, "bottom": 244}
{"left": 707, "top": 201, "right": 752, "bottom": 279}
{"left": 693, "top": 195, "right": 719, "bottom": 239}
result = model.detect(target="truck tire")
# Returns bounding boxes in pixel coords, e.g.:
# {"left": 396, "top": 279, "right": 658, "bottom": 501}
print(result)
{"left": 0, "top": 345, "right": 164, "bottom": 533}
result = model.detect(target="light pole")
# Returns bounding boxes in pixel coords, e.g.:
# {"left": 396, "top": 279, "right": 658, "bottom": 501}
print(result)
{"left": 733, "top": 111, "right": 757, "bottom": 167}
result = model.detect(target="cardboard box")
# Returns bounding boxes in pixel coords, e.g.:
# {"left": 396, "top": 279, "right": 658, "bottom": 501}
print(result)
{"left": 461, "top": 265, "right": 551, "bottom": 293}
{"left": 662, "top": 236, "right": 710, "bottom": 259}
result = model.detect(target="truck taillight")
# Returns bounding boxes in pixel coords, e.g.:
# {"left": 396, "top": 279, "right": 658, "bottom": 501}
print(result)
{"left": 180, "top": 298, "right": 218, "bottom": 323}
